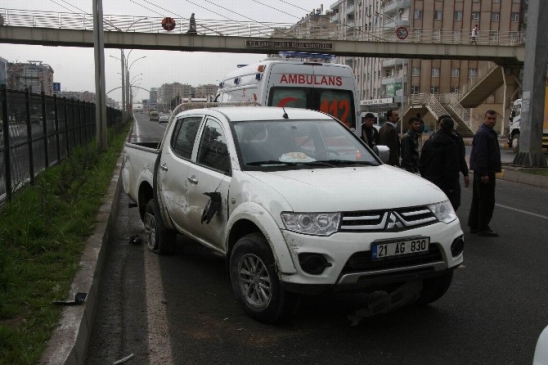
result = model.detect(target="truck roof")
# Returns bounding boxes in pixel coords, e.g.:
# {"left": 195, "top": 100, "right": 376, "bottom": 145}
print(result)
{"left": 178, "top": 106, "right": 334, "bottom": 122}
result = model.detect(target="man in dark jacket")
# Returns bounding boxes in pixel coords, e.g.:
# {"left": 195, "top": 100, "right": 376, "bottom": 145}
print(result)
{"left": 436, "top": 114, "right": 470, "bottom": 188}
{"left": 401, "top": 116, "right": 421, "bottom": 173}
{"left": 360, "top": 112, "right": 379, "bottom": 149}
{"left": 378, "top": 109, "right": 400, "bottom": 166}
{"left": 419, "top": 118, "right": 462, "bottom": 210}
{"left": 468, "top": 110, "right": 501, "bottom": 237}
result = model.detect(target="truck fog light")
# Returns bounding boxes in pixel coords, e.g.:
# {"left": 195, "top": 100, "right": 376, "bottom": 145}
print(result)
{"left": 451, "top": 236, "right": 464, "bottom": 257}
{"left": 298, "top": 253, "right": 332, "bottom": 275}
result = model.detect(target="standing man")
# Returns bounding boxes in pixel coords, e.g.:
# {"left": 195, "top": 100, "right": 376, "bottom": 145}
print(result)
{"left": 468, "top": 110, "right": 501, "bottom": 237}
{"left": 360, "top": 112, "right": 379, "bottom": 149}
{"left": 378, "top": 109, "right": 401, "bottom": 166}
{"left": 436, "top": 114, "right": 470, "bottom": 189}
{"left": 400, "top": 116, "right": 421, "bottom": 173}
{"left": 471, "top": 25, "right": 478, "bottom": 44}
{"left": 419, "top": 118, "right": 462, "bottom": 210}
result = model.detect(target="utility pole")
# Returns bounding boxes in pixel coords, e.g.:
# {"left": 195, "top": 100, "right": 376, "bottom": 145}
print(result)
{"left": 513, "top": 0, "right": 548, "bottom": 167}
{"left": 92, "top": 0, "right": 108, "bottom": 151}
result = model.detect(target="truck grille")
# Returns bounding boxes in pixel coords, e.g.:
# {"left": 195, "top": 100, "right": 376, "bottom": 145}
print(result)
{"left": 342, "top": 244, "right": 443, "bottom": 274}
{"left": 339, "top": 206, "right": 437, "bottom": 232}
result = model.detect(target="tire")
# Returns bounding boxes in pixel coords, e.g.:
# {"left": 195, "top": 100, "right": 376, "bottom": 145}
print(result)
{"left": 143, "top": 199, "right": 176, "bottom": 255}
{"left": 414, "top": 271, "right": 454, "bottom": 306}
{"left": 511, "top": 133, "right": 520, "bottom": 153}
{"left": 229, "top": 233, "right": 300, "bottom": 324}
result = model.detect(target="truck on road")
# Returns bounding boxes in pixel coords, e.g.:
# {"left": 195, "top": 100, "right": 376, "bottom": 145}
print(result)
{"left": 122, "top": 105, "right": 464, "bottom": 323}
{"left": 507, "top": 84, "right": 548, "bottom": 152}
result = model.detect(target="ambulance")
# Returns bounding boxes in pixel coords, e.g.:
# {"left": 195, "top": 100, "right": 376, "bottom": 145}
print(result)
{"left": 215, "top": 52, "right": 361, "bottom": 132}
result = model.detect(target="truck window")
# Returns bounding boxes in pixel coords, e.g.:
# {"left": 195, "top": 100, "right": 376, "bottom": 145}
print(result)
{"left": 171, "top": 117, "right": 202, "bottom": 160}
{"left": 196, "top": 119, "right": 231, "bottom": 173}
{"left": 268, "top": 87, "right": 356, "bottom": 129}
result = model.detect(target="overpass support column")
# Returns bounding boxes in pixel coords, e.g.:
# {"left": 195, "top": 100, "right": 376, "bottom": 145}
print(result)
{"left": 513, "top": 0, "right": 548, "bottom": 167}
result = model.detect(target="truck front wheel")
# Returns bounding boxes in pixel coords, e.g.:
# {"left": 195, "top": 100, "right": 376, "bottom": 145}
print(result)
{"left": 229, "top": 233, "right": 300, "bottom": 324}
{"left": 144, "top": 200, "right": 176, "bottom": 255}
{"left": 414, "top": 271, "right": 454, "bottom": 305}
{"left": 511, "top": 133, "right": 520, "bottom": 153}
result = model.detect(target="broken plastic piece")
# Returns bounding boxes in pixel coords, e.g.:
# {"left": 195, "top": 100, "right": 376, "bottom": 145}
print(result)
{"left": 53, "top": 292, "right": 87, "bottom": 306}
{"left": 113, "top": 353, "right": 135, "bottom": 364}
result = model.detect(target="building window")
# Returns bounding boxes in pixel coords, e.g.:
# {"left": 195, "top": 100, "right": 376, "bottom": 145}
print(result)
{"left": 469, "top": 68, "right": 477, "bottom": 78}
{"left": 454, "top": 11, "right": 463, "bottom": 21}
{"left": 472, "top": 12, "right": 480, "bottom": 21}
{"left": 431, "top": 86, "right": 439, "bottom": 94}
{"left": 451, "top": 87, "right": 459, "bottom": 94}
{"left": 451, "top": 68, "right": 459, "bottom": 77}
{"left": 473, "top": 0, "right": 479, "bottom": 2}
{"left": 492, "top": 12, "right": 500, "bottom": 22}
{"left": 509, "top": 31, "right": 519, "bottom": 42}
{"left": 434, "top": 10, "right": 443, "bottom": 20}
{"left": 413, "top": 29, "right": 422, "bottom": 41}
{"left": 512, "top": 0, "right": 520, "bottom": 3}
{"left": 453, "top": 30, "right": 462, "bottom": 43}
{"left": 490, "top": 31, "right": 499, "bottom": 43}
{"left": 511, "top": 12, "right": 519, "bottom": 22}
{"left": 434, "top": 29, "right": 441, "bottom": 42}
{"left": 414, "top": 9, "right": 423, "bottom": 20}
{"left": 411, "top": 85, "right": 420, "bottom": 94}
{"left": 432, "top": 68, "right": 440, "bottom": 77}
{"left": 412, "top": 67, "right": 420, "bottom": 76}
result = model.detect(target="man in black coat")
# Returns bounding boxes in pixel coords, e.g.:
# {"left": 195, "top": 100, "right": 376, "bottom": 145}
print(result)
{"left": 468, "top": 110, "right": 501, "bottom": 237}
{"left": 400, "top": 116, "right": 421, "bottom": 173}
{"left": 360, "top": 112, "right": 379, "bottom": 149}
{"left": 378, "top": 109, "right": 400, "bottom": 166}
{"left": 419, "top": 118, "right": 462, "bottom": 210}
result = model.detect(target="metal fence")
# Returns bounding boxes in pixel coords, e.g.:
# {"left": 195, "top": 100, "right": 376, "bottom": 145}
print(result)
{"left": 0, "top": 85, "right": 122, "bottom": 203}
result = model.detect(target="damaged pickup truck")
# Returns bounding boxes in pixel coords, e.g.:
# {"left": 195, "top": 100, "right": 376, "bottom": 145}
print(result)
{"left": 122, "top": 105, "right": 464, "bottom": 323}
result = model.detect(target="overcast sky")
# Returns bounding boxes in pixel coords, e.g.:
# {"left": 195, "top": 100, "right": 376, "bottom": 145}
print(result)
{"left": 0, "top": 0, "right": 326, "bottom": 103}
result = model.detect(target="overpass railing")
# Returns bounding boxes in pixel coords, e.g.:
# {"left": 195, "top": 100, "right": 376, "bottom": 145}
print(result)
{"left": 0, "top": 86, "right": 122, "bottom": 204}
{"left": 0, "top": 8, "right": 525, "bottom": 46}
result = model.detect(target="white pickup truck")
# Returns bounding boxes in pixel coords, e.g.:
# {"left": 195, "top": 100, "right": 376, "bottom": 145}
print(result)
{"left": 122, "top": 105, "right": 464, "bottom": 323}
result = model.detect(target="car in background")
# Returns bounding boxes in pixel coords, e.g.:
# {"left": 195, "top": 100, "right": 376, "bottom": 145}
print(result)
{"left": 159, "top": 115, "right": 169, "bottom": 124}
{"left": 149, "top": 111, "right": 159, "bottom": 122}
{"left": 534, "top": 325, "right": 548, "bottom": 364}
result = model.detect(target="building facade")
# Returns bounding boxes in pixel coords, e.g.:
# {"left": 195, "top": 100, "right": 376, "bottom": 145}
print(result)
{"left": 7, "top": 61, "right": 55, "bottom": 95}
{"left": 329, "top": 0, "right": 525, "bottom": 128}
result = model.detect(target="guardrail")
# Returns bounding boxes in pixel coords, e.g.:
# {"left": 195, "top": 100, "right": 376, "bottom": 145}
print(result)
{"left": 0, "top": 86, "right": 122, "bottom": 204}
{"left": 0, "top": 8, "right": 526, "bottom": 46}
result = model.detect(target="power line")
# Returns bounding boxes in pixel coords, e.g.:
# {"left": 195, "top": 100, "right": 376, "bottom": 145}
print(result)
{"left": 251, "top": 0, "right": 300, "bottom": 20}
{"left": 276, "top": 0, "right": 312, "bottom": 14}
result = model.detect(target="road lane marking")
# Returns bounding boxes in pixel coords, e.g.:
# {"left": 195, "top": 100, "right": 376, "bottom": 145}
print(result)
{"left": 144, "top": 247, "right": 174, "bottom": 364}
{"left": 496, "top": 203, "right": 548, "bottom": 220}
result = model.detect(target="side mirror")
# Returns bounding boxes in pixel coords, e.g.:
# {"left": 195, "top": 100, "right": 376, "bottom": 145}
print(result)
{"left": 373, "top": 145, "right": 390, "bottom": 163}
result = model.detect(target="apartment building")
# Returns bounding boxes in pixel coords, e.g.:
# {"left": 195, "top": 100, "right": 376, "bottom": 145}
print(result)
{"left": 329, "top": 0, "right": 525, "bottom": 129}
{"left": 7, "top": 61, "right": 55, "bottom": 96}
{"left": 194, "top": 83, "right": 218, "bottom": 100}
{"left": 157, "top": 82, "right": 193, "bottom": 111}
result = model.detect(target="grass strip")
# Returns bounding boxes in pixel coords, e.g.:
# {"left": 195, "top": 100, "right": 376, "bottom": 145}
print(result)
{"left": 0, "top": 122, "right": 131, "bottom": 365}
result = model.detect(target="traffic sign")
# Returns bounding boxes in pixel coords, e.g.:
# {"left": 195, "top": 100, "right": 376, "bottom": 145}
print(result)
{"left": 162, "top": 17, "right": 176, "bottom": 31}
{"left": 395, "top": 27, "right": 408, "bottom": 40}
{"left": 53, "top": 82, "right": 61, "bottom": 92}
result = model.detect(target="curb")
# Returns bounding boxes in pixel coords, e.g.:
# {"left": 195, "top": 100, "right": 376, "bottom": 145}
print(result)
{"left": 498, "top": 167, "right": 548, "bottom": 188}
{"left": 40, "top": 154, "right": 124, "bottom": 365}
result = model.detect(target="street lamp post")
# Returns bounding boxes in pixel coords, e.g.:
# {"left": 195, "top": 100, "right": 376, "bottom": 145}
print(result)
{"left": 125, "top": 56, "right": 146, "bottom": 112}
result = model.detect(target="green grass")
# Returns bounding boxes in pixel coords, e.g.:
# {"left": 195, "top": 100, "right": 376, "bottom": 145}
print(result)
{"left": 520, "top": 168, "right": 548, "bottom": 176}
{"left": 0, "top": 122, "right": 131, "bottom": 365}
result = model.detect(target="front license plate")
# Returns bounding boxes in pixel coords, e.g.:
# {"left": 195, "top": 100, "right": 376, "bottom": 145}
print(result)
{"left": 371, "top": 237, "right": 430, "bottom": 260}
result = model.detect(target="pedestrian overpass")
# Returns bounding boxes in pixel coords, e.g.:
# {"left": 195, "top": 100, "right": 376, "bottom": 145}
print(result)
{"left": 0, "top": 8, "right": 527, "bottom": 135}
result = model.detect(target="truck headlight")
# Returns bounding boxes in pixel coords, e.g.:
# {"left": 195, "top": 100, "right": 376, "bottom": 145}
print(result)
{"left": 428, "top": 200, "right": 457, "bottom": 223}
{"left": 281, "top": 212, "right": 341, "bottom": 236}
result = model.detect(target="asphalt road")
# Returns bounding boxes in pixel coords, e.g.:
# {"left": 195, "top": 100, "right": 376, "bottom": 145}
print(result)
{"left": 86, "top": 114, "right": 548, "bottom": 365}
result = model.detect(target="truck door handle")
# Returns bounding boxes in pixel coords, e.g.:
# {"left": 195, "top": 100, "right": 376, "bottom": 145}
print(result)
{"left": 160, "top": 163, "right": 168, "bottom": 171}
{"left": 187, "top": 175, "right": 198, "bottom": 184}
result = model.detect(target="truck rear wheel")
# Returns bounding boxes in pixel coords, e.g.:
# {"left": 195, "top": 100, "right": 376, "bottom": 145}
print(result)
{"left": 414, "top": 271, "right": 453, "bottom": 306}
{"left": 511, "top": 133, "right": 520, "bottom": 153}
{"left": 144, "top": 200, "right": 176, "bottom": 255}
{"left": 229, "top": 233, "right": 300, "bottom": 324}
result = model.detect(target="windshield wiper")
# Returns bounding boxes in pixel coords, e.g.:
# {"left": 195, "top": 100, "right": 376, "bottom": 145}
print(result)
{"left": 320, "top": 160, "right": 379, "bottom": 166}
{"left": 246, "top": 160, "right": 295, "bottom": 166}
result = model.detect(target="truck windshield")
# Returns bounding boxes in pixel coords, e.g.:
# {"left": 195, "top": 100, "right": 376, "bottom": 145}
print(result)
{"left": 268, "top": 87, "right": 356, "bottom": 129}
{"left": 233, "top": 119, "right": 378, "bottom": 170}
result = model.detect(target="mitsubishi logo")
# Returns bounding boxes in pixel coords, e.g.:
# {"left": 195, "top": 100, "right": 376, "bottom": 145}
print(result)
{"left": 386, "top": 212, "right": 404, "bottom": 231}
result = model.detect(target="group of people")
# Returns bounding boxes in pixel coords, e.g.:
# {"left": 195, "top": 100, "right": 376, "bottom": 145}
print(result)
{"left": 360, "top": 109, "right": 501, "bottom": 237}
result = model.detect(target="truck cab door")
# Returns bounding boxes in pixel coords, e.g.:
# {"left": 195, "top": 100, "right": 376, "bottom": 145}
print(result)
{"left": 158, "top": 116, "right": 203, "bottom": 232}
{"left": 185, "top": 117, "right": 232, "bottom": 251}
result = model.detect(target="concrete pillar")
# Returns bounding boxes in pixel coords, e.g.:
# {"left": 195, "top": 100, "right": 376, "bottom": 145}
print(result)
{"left": 513, "top": 0, "right": 548, "bottom": 167}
